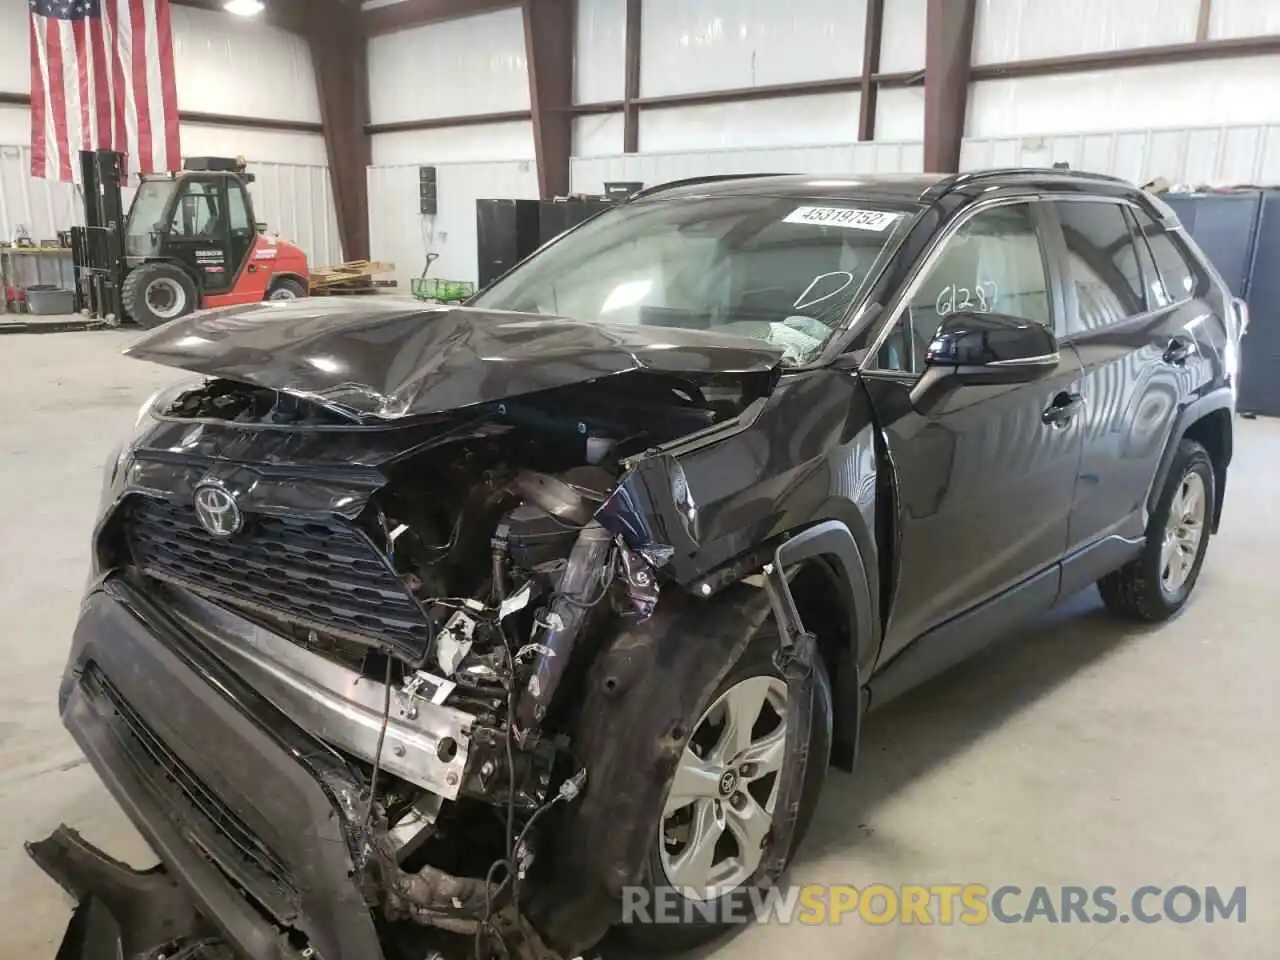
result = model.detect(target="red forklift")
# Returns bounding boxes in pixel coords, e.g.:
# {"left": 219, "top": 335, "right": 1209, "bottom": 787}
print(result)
{"left": 72, "top": 150, "right": 310, "bottom": 328}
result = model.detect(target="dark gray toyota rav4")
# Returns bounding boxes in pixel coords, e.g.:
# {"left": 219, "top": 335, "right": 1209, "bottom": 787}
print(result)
{"left": 40, "top": 169, "right": 1242, "bottom": 960}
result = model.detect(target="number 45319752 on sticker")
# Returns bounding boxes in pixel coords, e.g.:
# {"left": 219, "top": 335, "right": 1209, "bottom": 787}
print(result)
{"left": 783, "top": 206, "right": 902, "bottom": 231}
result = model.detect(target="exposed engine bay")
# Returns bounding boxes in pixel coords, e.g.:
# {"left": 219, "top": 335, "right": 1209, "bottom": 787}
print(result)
{"left": 71, "top": 365, "right": 779, "bottom": 959}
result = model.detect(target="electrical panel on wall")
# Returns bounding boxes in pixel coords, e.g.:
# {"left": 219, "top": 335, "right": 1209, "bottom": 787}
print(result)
{"left": 419, "top": 166, "right": 437, "bottom": 216}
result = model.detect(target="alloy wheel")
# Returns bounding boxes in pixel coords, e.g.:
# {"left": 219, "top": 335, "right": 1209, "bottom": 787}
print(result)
{"left": 658, "top": 674, "right": 787, "bottom": 901}
{"left": 1160, "top": 471, "right": 1206, "bottom": 593}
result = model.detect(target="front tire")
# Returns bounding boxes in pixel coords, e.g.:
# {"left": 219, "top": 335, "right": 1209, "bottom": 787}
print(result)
{"left": 621, "top": 626, "right": 830, "bottom": 952}
{"left": 267, "top": 277, "right": 307, "bottom": 300}
{"left": 1098, "top": 439, "right": 1214, "bottom": 622}
{"left": 122, "top": 262, "right": 198, "bottom": 329}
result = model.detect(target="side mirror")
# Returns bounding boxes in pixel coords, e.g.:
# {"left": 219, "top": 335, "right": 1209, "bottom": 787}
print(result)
{"left": 911, "top": 311, "right": 1059, "bottom": 413}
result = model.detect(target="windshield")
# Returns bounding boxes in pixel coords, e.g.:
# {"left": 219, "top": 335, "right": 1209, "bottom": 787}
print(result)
{"left": 125, "top": 179, "right": 174, "bottom": 257}
{"left": 472, "top": 195, "right": 914, "bottom": 366}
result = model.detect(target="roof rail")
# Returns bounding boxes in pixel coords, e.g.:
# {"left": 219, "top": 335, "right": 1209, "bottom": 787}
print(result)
{"left": 924, "top": 166, "right": 1130, "bottom": 200}
{"left": 629, "top": 172, "right": 792, "bottom": 201}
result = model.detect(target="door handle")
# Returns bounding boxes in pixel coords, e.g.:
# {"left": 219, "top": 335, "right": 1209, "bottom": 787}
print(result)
{"left": 1163, "top": 336, "right": 1196, "bottom": 365}
{"left": 1042, "top": 391, "right": 1085, "bottom": 428}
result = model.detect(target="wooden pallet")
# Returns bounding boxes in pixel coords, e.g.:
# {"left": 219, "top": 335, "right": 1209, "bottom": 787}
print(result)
{"left": 309, "top": 260, "right": 396, "bottom": 294}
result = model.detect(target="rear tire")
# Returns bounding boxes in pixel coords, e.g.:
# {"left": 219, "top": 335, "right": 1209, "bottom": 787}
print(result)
{"left": 267, "top": 277, "right": 307, "bottom": 301}
{"left": 1098, "top": 439, "right": 1214, "bottom": 622}
{"left": 122, "top": 262, "right": 198, "bottom": 329}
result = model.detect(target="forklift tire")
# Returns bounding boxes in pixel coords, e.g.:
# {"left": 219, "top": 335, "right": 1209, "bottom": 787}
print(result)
{"left": 267, "top": 278, "right": 307, "bottom": 301}
{"left": 122, "top": 263, "right": 198, "bottom": 329}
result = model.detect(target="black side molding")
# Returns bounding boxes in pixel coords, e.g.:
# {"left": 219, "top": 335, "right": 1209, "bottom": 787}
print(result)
{"left": 773, "top": 520, "right": 877, "bottom": 771}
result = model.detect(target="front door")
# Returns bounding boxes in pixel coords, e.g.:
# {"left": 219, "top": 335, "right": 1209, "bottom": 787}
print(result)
{"left": 861, "top": 199, "right": 1086, "bottom": 663}
{"left": 162, "top": 176, "right": 233, "bottom": 293}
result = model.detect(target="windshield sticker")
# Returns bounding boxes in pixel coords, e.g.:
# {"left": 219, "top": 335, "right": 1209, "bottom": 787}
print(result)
{"left": 784, "top": 206, "right": 902, "bottom": 231}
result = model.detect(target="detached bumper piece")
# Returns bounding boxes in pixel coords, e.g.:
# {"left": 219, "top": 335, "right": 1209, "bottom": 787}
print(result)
{"left": 26, "top": 826, "right": 232, "bottom": 960}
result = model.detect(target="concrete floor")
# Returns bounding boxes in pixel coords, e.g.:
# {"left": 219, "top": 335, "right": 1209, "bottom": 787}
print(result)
{"left": 1, "top": 330, "right": 1276, "bottom": 959}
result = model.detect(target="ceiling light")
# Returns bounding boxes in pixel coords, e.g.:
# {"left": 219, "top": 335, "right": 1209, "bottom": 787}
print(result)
{"left": 223, "top": 0, "right": 265, "bottom": 16}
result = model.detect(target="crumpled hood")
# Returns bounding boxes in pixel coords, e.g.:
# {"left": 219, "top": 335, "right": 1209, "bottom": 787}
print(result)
{"left": 124, "top": 297, "right": 784, "bottom": 419}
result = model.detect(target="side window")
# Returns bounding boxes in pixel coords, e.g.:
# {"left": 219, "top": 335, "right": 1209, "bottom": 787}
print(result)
{"left": 1052, "top": 200, "right": 1146, "bottom": 333}
{"left": 169, "top": 182, "right": 222, "bottom": 238}
{"left": 874, "top": 202, "right": 1051, "bottom": 374}
{"left": 1129, "top": 207, "right": 1201, "bottom": 307}
{"left": 227, "top": 183, "right": 253, "bottom": 237}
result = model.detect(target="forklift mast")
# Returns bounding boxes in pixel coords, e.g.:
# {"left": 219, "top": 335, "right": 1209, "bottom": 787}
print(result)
{"left": 70, "top": 150, "right": 127, "bottom": 322}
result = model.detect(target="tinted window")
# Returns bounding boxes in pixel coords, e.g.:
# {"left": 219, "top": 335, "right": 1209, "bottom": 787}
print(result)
{"left": 1130, "top": 207, "right": 1200, "bottom": 306}
{"left": 875, "top": 202, "right": 1051, "bottom": 374}
{"left": 170, "top": 182, "right": 222, "bottom": 239}
{"left": 1053, "top": 200, "right": 1145, "bottom": 332}
{"left": 227, "top": 184, "right": 253, "bottom": 236}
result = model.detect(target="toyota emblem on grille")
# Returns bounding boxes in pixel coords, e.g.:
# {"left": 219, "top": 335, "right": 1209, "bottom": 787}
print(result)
{"left": 193, "top": 483, "right": 243, "bottom": 538}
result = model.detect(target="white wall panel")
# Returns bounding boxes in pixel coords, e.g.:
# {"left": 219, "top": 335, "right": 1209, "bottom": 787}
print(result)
{"left": 368, "top": 160, "right": 538, "bottom": 290}
{"left": 576, "top": 0, "right": 627, "bottom": 104}
{"left": 973, "top": 0, "right": 1199, "bottom": 64}
{"left": 573, "top": 114, "right": 626, "bottom": 158}
{"left": 370, "top": 122, "right": 536, "bottom": 166}
{"left": 876, "top": 87, "right": 925, "bottom": 141}
{"left": 246, "top": 164, "right": 343, "bottom": 267}
{"left": 368, "top": 9, "right": 529, "bottom": 124}
{"left": 640, "top": 93, "right": 862, "bottom": 152}
{"left": 0, "top": 0, "right": 27, "bottom": 96}
{"left": 640, "top": 0, "right": 868, "bottom": 98}
{"left": 968, "top": 57, "right": 1280, "bottom": 138}
{"left": 171, "top": 7, "right": 319, "bottom": 122}
{"left": 570, "top": 140, "right": 925, "bottom": 194}
{"left": 180, "top": 124, "right": 328, "bottom": 167}
{"left": 961, "top": 125, "right": 1280, "bottom": 186}
{"left": 1210, "top": 0, "right": 1280, "bottom": 39}
{"left": 0, "top": 105, "right": 27, "bottom": 145}
{"left": 880, "top": 0, "right": 926, "bottom": 73}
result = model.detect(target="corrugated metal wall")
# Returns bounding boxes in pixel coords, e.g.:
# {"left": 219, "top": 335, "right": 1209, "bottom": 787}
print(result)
{"left": 962, "top": 124, "right": 1280, "bottom": 186}
{"left": 367, "top": 8, "right": 530, "bottom": 126}
{"left": 570, "top": 141, "right": 926, "bottom": 193}
{"left": 367, "top": 160, "right": 538, "bottom": 291}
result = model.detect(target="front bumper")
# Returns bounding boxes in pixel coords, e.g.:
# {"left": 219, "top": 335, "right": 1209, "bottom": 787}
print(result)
{"left": 59, "top": 577, "right": 382, "bottom": 960}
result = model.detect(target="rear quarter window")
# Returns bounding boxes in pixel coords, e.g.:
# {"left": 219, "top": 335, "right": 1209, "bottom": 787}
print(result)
{"left": 1129, "top": 207, "right": 1207, "bottom": 307}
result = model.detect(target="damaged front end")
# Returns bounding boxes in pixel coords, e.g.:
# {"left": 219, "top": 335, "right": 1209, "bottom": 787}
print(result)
{"left": 36, "top": 302, "right": 839, "bottom": 960}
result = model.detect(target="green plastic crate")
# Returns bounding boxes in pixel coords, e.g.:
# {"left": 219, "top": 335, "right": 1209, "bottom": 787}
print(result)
{"left": 411, "top": 277, "right": 475, "bottom": 303}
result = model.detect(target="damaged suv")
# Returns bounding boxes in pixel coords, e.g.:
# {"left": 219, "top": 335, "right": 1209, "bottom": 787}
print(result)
{"left": 41, "top": 170, "right": 1240, "bottom": 960}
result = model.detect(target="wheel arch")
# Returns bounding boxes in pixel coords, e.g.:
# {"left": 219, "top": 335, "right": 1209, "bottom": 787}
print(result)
{"left": 1149, "top": 389, "right": 1234, "bottom": 533}
{"left": 772, "top": 520, "right": 877, "bottom": 773}
{"left": 267, "top": 271, "right": 309, "bottom": 296}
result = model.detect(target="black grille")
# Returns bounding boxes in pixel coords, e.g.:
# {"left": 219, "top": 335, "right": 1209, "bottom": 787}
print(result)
{"left": 122, "top": 495, "right": 430, "bottom": 658}
{"left": 81, "top": 664, "right": 299, "bottom": 915}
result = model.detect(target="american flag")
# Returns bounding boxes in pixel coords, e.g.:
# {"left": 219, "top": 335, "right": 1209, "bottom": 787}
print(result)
{"left": 29, "top": 0, "right": 181, "bottom": 182}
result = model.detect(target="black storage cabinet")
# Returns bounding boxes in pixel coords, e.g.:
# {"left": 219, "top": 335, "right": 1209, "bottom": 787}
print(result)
{"left": 1164, "top": 189, "right": 1280, "bottom": 418}
{"left": 475, "top": 199, "right": 612, "bottom": 290}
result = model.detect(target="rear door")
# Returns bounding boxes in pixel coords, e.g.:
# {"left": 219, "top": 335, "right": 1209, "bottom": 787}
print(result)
{"left": 1043, "top": 197, "right": 1215, "bottom": 590}
{"left": 860, "top": 197, "right": 1087, "bottom": 663}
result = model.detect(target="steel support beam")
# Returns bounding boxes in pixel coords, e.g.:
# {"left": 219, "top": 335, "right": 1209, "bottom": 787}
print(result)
{"left": 623, "top": 0, "right": 642, "bottom": 152}
{"left": 364, "top": 0, "right": 515, "bottom": 35}
{"left": 523, "top": 0, "right": 575, "bottom": 199}
{"left": 923, "top": 0, "right": 978, "bottom": 173}
{"left": 304, "top": 4, "right": 371, "bottom": 262}
{"left": 858, "top": 0, "right": 885, "bottom": 141}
